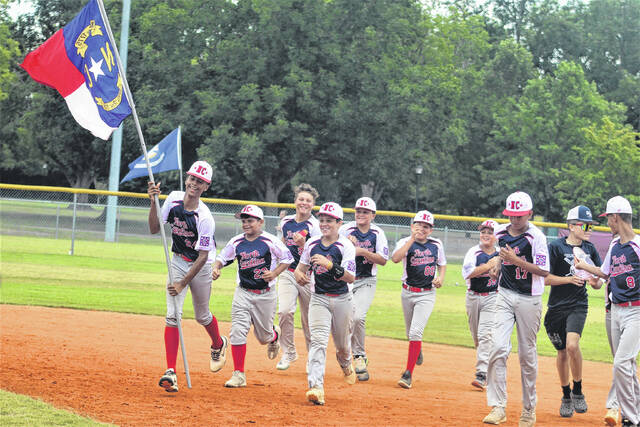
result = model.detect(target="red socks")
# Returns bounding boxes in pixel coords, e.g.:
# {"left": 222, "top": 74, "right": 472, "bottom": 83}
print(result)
{"left": 406, "top": 341, "right": 422, "bottom": 374}
{"left": 204, "top": 315, "right": 223, "bottom": 349}
{"left": 231, "top": 344, "right": 246, "bottom": 372}
{"left": 164, "top": 326, "right": 179, "bottom": 371}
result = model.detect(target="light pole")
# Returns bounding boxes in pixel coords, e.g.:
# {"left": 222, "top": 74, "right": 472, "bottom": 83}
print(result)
{"left": 414, "top": 165, "right": 423, "bottom": 212}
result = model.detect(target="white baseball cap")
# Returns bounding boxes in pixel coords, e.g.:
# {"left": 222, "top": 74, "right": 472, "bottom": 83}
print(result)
{"left": 354, "top": 197, "right": 376, "bottom": 212}
{"left": 599, "top": 196, "right": 633, "bottom": 217}
{"left": 413, "top": 210, "right": 434, "bottom": 226}
{"left": 567, "top": 205, "right": 596, "bottom": 223}
{"left": 235, "top": 204, "right": 264, "bottom": 220}
{"left": 502, "top": 191, "right": 533, "bottom": 216}
{"left": 317, "top": 202, "right": 343, "bottom": 220}
{"left": 186, "top": 160, "right": 213, "bottom": 184}
{"left": 478, "top": 219, "right": 498, "bottom": 231}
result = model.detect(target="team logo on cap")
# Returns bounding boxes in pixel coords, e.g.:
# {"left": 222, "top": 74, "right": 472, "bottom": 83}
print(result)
{"left": 355, "top": 197, "right": 376, "bottom": 212}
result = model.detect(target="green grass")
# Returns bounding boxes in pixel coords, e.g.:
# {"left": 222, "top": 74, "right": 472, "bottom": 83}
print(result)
{"left": 0, "top": 389, "right": 114, "bottom": 426}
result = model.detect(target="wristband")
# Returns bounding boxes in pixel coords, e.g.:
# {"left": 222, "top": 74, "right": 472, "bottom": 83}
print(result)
{"left": 329, "top": 263, "right": 345, "bottom": 279}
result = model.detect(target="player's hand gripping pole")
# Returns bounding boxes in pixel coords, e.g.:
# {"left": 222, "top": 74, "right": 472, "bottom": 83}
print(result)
{"left": 95, "top": 0, "right": 191, "bottom": 388}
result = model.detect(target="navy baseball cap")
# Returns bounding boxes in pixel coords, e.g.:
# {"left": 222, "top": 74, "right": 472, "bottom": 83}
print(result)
{"left": 566, "top": 205, "right": 597, "bottom": 224}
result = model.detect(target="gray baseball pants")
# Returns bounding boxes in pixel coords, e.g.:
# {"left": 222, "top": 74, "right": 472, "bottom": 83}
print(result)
{"left": 307, "top": 293, "right": 354, "bottom": 389}
{"left": 165, "top": 256, "right": 213, "bottom": 327}
{"left": 465, "top": 291, "right": 497, "bottom": 376}
{"left": 401, "top": 288, "right": 436, "bottom": 341}
{"left": 605, "top": 308, "right": 619, "bottom": 410}
{"left": 229, "top": 287, "right": 277, "bottom": 346}
{"left": 610, "top": 304, "right": 640, "bottom": 425}
{"left": 278, "top": 270, "right": 311, "bottom": 359}
{"left": 486, "top": 287, "right": 542, "bottom": 411}
{"left": 351, "top": 277, "right": 377, "bottom": 357}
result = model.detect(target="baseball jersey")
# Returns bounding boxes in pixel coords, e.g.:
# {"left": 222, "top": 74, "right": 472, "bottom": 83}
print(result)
{"left": 547, "top": 237, "right": 602, "bottom": 309}
{"left": 299, "top": 235, "right": 356, "bottom": 295}
{"left": 600, "top": 235, "right": 640, "bottom": 304}
{"left": 217, "top": 231, "right": 294, "bottom": 290}
{"left": 161, "top": 191, "right": 216, "bottom": 263}
{"left": 393, "top": 236, "right": 446, "bottom": 290}
{"left": 339, "top": 221, "right": 389, "bottom": 278}
{"left": 461, "top": 244, "right": 499, "bottom": 293}
{"left": 494, "top": 222, "right": 549, "bottom": 296}
{"left": 281, "top": 214, "right": 320, "bottom": 270}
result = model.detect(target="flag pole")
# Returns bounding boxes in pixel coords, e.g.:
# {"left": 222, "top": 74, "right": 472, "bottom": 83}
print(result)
{"left": 95, "top": 0, "right": 192, "bottom": 388}
{"left": 178, "top": 126, "right": 183, "bottom": 192}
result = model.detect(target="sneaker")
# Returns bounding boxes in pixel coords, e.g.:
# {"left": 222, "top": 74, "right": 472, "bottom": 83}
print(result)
{"left": 224, "top": 370, "right": 247, "bottom": 388}
{"left": 483, "top": 406, "right": 506, "bottom": 424}
{"left": 519, "top": 408, "right": 536, "bottom": 427}
{"left": 621, "top": 418, "right": 635, "bottom": 427}
{"left": 472, "top": 372, "right": 487, "bottom": 390}
{"left": 604, "top": 408, "right": 619, "bottom": 426}
{"left": 416, "top": 350, "right": 423, "bottom": 366}
{"left": 267, "top": 326, "right": 281, "bottom": 360}
{"left": 342, "top": 363, "right": 356, "bottom": 385}
{"left": 559, "top": 397, "right": 574, "bottom": 417}
{"left": 397, "top": 370, "right": 412, "bottom": 389}
{"left": 159, "top": 368, "right": 178, "bottom": 392}
{"left": 306, "top": 387, "right": 325, "bottom": 405}
{"left": 571, "top": 391, "right": 587, "bottom": 413}
{"left": 210, "top": 336, "right": 228, "bottom": 372}
{"left": 276, "top": 353, "right": 298, "bottom": 370}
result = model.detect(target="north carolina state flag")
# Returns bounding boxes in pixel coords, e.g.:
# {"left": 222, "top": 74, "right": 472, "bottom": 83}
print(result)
{"left": 20, "top": 0, "right": 131, "bottom": 140}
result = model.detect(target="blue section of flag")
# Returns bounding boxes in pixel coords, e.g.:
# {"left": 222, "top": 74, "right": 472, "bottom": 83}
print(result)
{"left": 62, "top": 0, "right": 132, "bottom": 128}
{"left": 121, "top": 129, "right": 181, "bottom": 183}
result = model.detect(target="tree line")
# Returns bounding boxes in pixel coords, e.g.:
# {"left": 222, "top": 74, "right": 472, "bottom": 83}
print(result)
{"left": 1, "top": 0, "right": 638, "bottom": 221}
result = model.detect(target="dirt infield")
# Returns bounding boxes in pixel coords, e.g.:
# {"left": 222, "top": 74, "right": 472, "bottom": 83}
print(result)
{"left": 0, "top": 305, "right": 620, "bottom": 426}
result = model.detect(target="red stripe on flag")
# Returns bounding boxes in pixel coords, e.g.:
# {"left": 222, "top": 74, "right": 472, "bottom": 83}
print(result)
{"left": 20, "top": 29, "right": 85, "bottom": 97}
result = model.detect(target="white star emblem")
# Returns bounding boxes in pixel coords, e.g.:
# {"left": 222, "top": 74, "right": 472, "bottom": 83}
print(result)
{"left": 88, "top": 57, "right": 105, "bottom": 81}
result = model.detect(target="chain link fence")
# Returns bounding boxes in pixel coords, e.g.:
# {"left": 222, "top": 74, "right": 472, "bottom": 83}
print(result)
{"left": 1, "top": 184, "right": 620, "bottom": 262}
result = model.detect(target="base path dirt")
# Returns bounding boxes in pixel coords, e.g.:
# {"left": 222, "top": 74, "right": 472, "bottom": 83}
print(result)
{"left": 0, "top": 305, "right": 620, "bottom": 426}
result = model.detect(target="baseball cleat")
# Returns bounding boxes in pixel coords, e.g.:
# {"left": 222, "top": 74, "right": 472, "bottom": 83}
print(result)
{"left": 397, "top": 370, "right": 412, "bottom": 389}
{"left": 342, "top": 363, "right": 356, "bottom": 385}
{"left": 224, "top": 370, "right": 247, "bottom": 388}
{"left": 482, "top": 406, "right": 506, "bottom": 424}
{"left": 159, "top": 368, "right": 178, "bottom": 392}
{"left": 416, "top": 350, "right": 423, "bottom": 366}
{"left": 519, "top": 408, "right": 536, "bottom": 427}
{"left": 267, "top": 326, "right": 281, "bottom": 360}
{"left": 210, "top": 336, "right": 228, "bottom": 373}
{"left": 472, "top": 372, "right": 487, "bottom": 390}
{"left": 570, "top": 391, "right": 587, "bottom": 413}
{"left": 604, "top": 407, "right": 619, "bottom": 426}
{"left": 276, "top": 353, "right": 298, "bottom": 370}
{"left": 353, "top": 355, "right": 368, "bottom": 374}
{"left": 621, "top": 418, "right": 634, "bottom": 427}
{"left": 559, "top": 397, "right": 574, "bottom": 417}
{"left": 306, "top": 387, "right": 325, "bottom": 405}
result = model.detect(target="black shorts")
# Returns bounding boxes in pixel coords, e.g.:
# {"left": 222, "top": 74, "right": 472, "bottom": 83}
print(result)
{"left": 543, "top": 306, "right": 588, "bottom": 351}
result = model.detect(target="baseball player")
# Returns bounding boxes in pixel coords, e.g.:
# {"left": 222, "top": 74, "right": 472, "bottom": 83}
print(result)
{"left": 482, "top": 191, "right": 549, "bottom": 427}
{"left": 212, "top": 205, "right": 293, "bottom": 388}
{"left": 575, "top": 196, "right": 640, "bottom": 427}
{"left": 148, "top": 161, "right": 227, "bottom": 393}
{"left": 338, "top": 197, "right": 389, "bottom": 381}
{"left": 276, "top": 184, "right": 321, "bottom": 371}
{"left": 391, "top": 210, "right": 446, "bottom": 389}
{"left": 294, "top": 202, "right": 357, "bottom": 406}
{"left": 543, "top": 205, "right": 602, "bottom": 418}
{"left": 462, "top": 219, "right": 500, "bottom": 390}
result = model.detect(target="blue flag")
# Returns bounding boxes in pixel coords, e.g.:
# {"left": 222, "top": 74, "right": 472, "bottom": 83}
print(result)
{"left": 121, "top": 128, "right": 181, "bottom": 183}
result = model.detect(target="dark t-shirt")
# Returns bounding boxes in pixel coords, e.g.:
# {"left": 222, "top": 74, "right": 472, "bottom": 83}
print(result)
{"left": 547, "top": 237, "right": 602, "bottom": 309}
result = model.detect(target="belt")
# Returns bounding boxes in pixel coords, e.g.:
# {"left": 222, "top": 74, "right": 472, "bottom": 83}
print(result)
{"left": 402, "top": 284, "right": 433, "bottom": 293}
{"left": 615, "top": 299, "right": 640, "bottom": 307}
{"left": 179, "top": 254, "right": 194, "bottom": 262}
{"left": 242, "top": 286, "right": 272, "bottom": 295}
{"left": 468, "top": 290, "right": 497, "bottom": 296}
{"left": 322, "top": 293, "right": 343, "bottom": 297}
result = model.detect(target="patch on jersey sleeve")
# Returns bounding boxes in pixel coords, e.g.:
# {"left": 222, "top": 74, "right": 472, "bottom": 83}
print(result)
{"left": 200, "top": 236, "right": 211, "bottom": 247}
{"left": 347, "top": 260, "right": 356, "bottom": 272}
{"left": 535, "top": 254, "right": 547, "bottom": 266}
{"left": 383, "top": 247, "right": 389, "bottom": 256}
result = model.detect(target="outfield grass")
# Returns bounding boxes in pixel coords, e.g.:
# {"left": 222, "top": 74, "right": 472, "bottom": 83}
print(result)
{"left": 0, "top": 234, "right": 613, "bottom": 363}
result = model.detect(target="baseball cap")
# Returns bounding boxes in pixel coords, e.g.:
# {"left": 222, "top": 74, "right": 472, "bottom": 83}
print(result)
{"left": 413, "top": 210, "right": 434, "bottom": 226}
{"left": 567, "top": 205, "right": 596, "bottom": 223}
{"left": 186, "top": 160, "right": 212, "bottom": 184}
{"left": 317, "top": 202, "right": 343, "bottom": 220}
{"left": 599, "top": 196, "right": 632, "bottom": 217}
{"left": 354, "top": 197, "right": 376, "bottom": 212}
{"left": 478, "top": 219, "right": 498, "bottom": 231}
{"left": 235, "top": 204, "right": 264, "bottom": 220}
{"left": 502, "top": 191, "right": 533, "bottom": 216}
